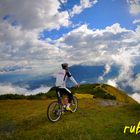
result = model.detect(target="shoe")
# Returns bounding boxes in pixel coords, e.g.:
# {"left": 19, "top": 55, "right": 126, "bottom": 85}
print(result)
{"left": 66, "top": 106, "right": 72, "bottom": 112}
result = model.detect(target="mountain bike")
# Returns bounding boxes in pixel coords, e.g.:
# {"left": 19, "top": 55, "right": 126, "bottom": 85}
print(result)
{"left": 47, "top": 88, "right": 78, "bottom": 122}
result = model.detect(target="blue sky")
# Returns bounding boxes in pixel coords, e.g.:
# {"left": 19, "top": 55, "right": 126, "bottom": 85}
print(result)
{"left": 40, "top": 0, "right": 140, "bottom": 40}
{"left": 0, "top": 0, "right": 140, "bottom": 102}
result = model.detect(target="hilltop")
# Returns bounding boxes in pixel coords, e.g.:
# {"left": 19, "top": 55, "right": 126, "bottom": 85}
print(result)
{"left": 47, "top": 83, "right": 137, "bottom": 104}
{"left": 71, "top": 84, "right": 137, "bottom": 104}
{"left": 0, "top": 84, "right": 138, "bottom": 105}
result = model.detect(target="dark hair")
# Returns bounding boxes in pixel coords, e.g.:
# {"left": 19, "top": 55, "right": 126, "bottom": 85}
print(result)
{"left": 61, "top": 63, "right": 68, "bottom": 69}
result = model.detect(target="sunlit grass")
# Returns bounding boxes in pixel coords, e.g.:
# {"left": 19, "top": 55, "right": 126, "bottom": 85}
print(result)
{"left": 0, "top": 98, "right": 140, "bottom": 140}
{"left": 75, "top": 93, "right": 93, "bottom": 99}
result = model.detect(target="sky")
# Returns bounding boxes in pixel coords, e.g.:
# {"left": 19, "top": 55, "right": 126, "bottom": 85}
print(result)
{"left": 0, "top": 0, "right": 140, "bottom": 102}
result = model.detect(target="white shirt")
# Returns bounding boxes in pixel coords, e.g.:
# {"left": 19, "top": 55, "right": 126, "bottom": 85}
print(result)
{"left": 55, "top": 69, "right": 78, "bottom": 87}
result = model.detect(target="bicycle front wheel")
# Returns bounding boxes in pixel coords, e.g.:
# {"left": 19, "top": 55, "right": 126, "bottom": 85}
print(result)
{"left": 71, "top": 96, "right": 78, "bottom": 112}
{"left": 47, "top": 101, "right": 62, "bottom": 122}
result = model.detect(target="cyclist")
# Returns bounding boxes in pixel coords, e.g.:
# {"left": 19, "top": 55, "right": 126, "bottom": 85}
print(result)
{"left": 54, "top": 63, "right": 79, "bottom": 112}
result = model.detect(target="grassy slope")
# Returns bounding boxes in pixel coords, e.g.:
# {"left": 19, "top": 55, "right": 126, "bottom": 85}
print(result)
{"left": 0, "top": 98, "right": 140, "bottom": 140}
{"left": 71, "top": 84, "right": 137, "bottom": 104}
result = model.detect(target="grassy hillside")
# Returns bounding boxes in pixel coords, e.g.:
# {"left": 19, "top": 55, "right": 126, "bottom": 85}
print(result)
{"left": 0, "top": 84, "right": 139, "bottom": 139}
{"left": 0, "top": 84, "right": 137, "bottom": 104}
{"left": 42, "top": 83, "right": 137, "bottom": 104}
{"left": 71, "top": 84, "right": 137, "bottom": 104}
{"left": 0, "top": 98, "right": 140, "bottom": 140}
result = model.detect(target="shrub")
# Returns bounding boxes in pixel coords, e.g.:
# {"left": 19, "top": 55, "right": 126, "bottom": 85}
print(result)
{"left": 0, "top": 94, "right": 26, "bottom": 100}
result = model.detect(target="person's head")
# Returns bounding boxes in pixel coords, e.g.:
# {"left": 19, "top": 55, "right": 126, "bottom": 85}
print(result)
{"left": 61, "top": 63, "right": 68, "bottom": 70}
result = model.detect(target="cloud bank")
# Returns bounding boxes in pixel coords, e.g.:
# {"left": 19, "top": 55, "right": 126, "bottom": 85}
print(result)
{"left": 130, "top": 93, "right": 140, "bottom": 103}
{"left": 0, "top": 0, "right": 70, "bottom": 30}
{"left": 0, "top": 83, "right": 50, "bottom": 96}
{"left": 127, "top": 0, "right": 140, "bottom": 15}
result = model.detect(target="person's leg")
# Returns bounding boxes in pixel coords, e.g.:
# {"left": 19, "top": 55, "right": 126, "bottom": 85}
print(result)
{"left": 56, "top": 87, "right": 62, "bottom": 104}
{"left": 63, "top": 88, "right": 73, "bottom": 103}
{"left": 60, "top": 87, "right": 73, "bottom": 111}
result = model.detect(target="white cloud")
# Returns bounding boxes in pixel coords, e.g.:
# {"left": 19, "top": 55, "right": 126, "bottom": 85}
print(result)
{"left": 107, "top": 79, "right": 118, "bottom": 88}
{"left": 133, "top": 19, "right": 140, "bottom": 24}
{"left": 99, "top": 64, "right": 112, "bottom": 81}
{"left": 127, "top": 0, "right": 140, "bottom": 15}
{"left": 0, "top": 0, "right": 98, "bottom": 31}
{"left": 135, "top": 25, "right": 140, "bottom": 37}
{"left": 0, "top": 83, "right": 27, "bottom": 95}
{"left": 0, "top": 0, "right": 100, "bottom": 75}
{"left": 130, "top": 4, "right": 140, "bottom": 15}
{"left": 57, "top": 23, "right": 139, "bottom": 66}
{"left": 130, "top": 93, "right": 140, "bottom": 103}
{"left": 56, "top": 23, "right": 140, "bottom": 100}
{"left": 25, "top": 86, "right": 51, "bottom": 96}
{"left": 130, "top": 74, "right": 140, "bottom": 91}
{"left": 104, "top": 64, "right": 112, "bottom": 75}
{"left": 70, "top": 0, "right": 98, "bottom": 16}
{"left": 0, "top": 20, "right": 65, "bottom": 74}
{"left": 0, "top": 21, "right": 140, "bottom": 76}
{"left": 0, "top": 7, "right": 140, "bottom": 97}
{"left": 112, "top": 49, "right": 134, "bottom": 82}
{"left": 0, "top": 83, "right": 50, "bottom": 95}
{"left": 80, "top": 80, "right": 87, "bottom": 84}
{"left": 0, "top": 0, "right": 70, "bottom": 30}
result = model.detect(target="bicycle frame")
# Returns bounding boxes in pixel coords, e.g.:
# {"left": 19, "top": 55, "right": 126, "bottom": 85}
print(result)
{"left": 47, "top": 87, "right": 78, "bottom": 122}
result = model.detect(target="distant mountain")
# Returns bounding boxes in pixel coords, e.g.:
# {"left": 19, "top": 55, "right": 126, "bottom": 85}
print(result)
{"left": 5, "top": 64, "right": 120, "bottom": 90}
{"left": 0, "top": 73, "right": 31, "bottom": 83}
{"left": 2, "top": 64, "right": 139, "bottom": 95}
{"left": 69, "top": 65, "right": 104, "bottom": 82}
{"left": 15, "top": 65, "right": 119, "bottom": 89}
{"left": 69, "top": 64, "right": 119, "bottom": 83}
{"left": 13, "top": 75, "right": 55, "bottom": 90}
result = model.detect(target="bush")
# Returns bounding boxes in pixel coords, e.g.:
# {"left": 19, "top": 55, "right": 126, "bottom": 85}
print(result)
{"left": 93, "top": 87, "right": 116, "bottom": 100}
{"left": 103, "top": 93, "right": 116, "bottom": 100}
{"left": 0, "top": 94, "right": 26, "bottom": 100}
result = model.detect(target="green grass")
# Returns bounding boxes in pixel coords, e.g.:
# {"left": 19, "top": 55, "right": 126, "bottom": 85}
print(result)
{"left": 71, "top": 84, "right": 137, "bottom": 103}
{"left": 0, "top": 98, "right": 140, "bottom": 140}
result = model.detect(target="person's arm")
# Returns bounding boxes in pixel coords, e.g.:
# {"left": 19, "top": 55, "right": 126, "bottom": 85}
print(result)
{"left": 66, "top": 71, "right": 79, "bottom": 86}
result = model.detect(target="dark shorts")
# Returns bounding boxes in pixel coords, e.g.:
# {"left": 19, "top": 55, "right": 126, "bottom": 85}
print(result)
{"left": 56, "top": 87, "right": 73, "bottom": 103}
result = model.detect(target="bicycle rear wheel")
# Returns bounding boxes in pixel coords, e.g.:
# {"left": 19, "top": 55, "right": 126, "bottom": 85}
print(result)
{"left": 47, "top": 101, "right": 62, "bottom": 122}
{"left": 70, "top": 96, "right": 78, "bottom": 112}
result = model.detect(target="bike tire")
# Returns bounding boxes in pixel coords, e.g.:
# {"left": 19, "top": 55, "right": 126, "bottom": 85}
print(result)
{"left": 47, "top": 101, "right": 62, "bottom": 122}
{"left": 71, "top": 96, "right": 78, "bottom": 112}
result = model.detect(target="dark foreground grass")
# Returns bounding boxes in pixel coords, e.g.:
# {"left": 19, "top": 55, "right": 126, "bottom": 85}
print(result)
{"left": 0, "top": 98, "right": 140, "bottom": 140}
